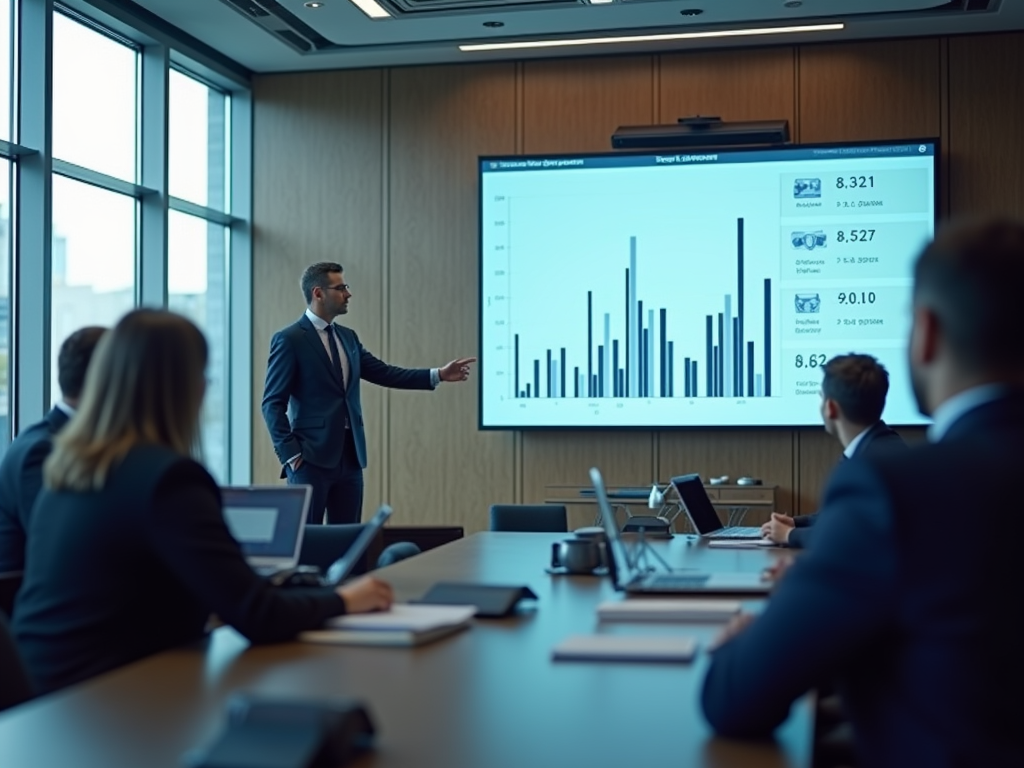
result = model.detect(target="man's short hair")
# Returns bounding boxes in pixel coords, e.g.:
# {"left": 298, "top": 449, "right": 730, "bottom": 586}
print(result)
{"left": 300, "top": 262, "right": 344, "bottom": 305}
{"left": 821, "top": 354, "right": 889, "bottom": 426}
{"left": 914, "top": 217, "right": 1024, "bottom": 374}
{"left": 57, "top": 326, "right": 106, "bottom": 400}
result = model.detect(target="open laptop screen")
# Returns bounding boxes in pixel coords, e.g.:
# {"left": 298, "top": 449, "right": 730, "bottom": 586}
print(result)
{"left": 222, "top": 486, "right": 310, "bottom": 561}
{"left": 670, "top": 474, "right": 724, "bottom": 535}
{"left": 589, "top": 468, "right": 633, "bottom": 590}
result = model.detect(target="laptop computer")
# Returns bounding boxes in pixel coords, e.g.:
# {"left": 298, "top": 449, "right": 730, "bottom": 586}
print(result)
{"left": 670, "top": 473, "right": 763, "bottom": 539}
{"left": 222, "top": 485, "right": 312, "bottom": 577}
{"left": 591, "top": 468, "right": 771, "bottom": 595}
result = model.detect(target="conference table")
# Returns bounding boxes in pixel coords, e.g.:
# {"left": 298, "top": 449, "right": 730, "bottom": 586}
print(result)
{"left": 0, "top": 533, "right": 811, "bottom": 768}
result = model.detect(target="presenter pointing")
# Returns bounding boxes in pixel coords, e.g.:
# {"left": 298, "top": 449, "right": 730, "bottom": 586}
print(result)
{"left": 262, "top": 262, "right": 475, "bottom": 524}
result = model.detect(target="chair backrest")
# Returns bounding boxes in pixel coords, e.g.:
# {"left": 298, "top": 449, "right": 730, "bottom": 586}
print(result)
{"left": 0, "top": 571, "right": 23, "bottom": 620}
{"left": 299, "top": 525, "right": 373, "bottom": 577}
{"left": 489, "top": 504, "right": 568, "bottom": 533}
{"left": 0, "top": 612, "right": 32, "bottom": 712}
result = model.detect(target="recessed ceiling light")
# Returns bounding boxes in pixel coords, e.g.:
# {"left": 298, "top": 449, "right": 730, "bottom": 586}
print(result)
{"left": 459, "top": 22, "right": 844, "bottom": 52}
{"left": 349, "top": 0, "right": 391, "bottom": 18}
{"left": 483, "top": 21, "right": 505, "bottom": 27}
{"left": 590, "top": 0, "right": 615, "bottom": 4}
{"left": 680, "top": 8, "right": 703, "bottom": 15}
{"left": 304, "top": 1, "right": 324, "bottom": 7}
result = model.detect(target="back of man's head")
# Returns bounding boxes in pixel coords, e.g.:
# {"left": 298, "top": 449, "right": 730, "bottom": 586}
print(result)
{"left": 914, "top": 217, "right": 1024, "bottom": 376}
{"left": 57, "top": 326, "right": 107, "bottom": 402}
{"left": 821, "top": 354, "right": 889, "bottom": 426}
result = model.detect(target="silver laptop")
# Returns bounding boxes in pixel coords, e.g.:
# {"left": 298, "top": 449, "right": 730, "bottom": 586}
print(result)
{"left": 670, "top": 473, "right": 763, "bottom": 539}
{"left": 222, "top": 485, "right": 312, "bottom": 576}
{"left": 591, "top": 468, "right": 771, "bottom": 595}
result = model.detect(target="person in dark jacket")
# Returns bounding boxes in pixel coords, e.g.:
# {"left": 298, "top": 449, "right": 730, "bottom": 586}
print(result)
{"left": 762, "top": 353, "right": 907, "bottom": 547}
{"left": 0, "top": 326, "right": 106, "bottom": 573}
{"left": 703, "top": 217, "right": 1024, "bottom": 768}
{"left": 13, "top": 309, "right": 392, "bottom": 694}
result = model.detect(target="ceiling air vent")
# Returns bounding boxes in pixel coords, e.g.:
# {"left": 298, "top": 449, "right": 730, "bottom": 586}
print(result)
{"left": 216, "top": 0, "right": 334, "bottom": 51}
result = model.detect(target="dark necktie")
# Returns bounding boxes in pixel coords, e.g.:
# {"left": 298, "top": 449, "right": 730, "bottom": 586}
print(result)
{"left": 326, "top": 325, "right": 346, "bottom": 389}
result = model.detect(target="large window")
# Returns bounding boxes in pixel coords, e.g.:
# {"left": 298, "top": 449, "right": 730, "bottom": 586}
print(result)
{"left": 50, "top": 12, "right": 138, "bottom": 405}
{"left": 52, "top": 11, "right": 138, "bottom": 181}
{"left": 0, "top": 0, "right": 11, "bottom": 142}
{"left": 50, "top": 176, "right": 136, "bottom": 400}
{"left": 169, "top": 69, "right": 228, "bottom": 208}
{"left": 169, "top": 212, "right": 228, "bottom": 481}
{"left": 2, "top": 1, "right": 250, "bottom": 479}
{"left": 168, "top": 68, "right": 231, "bottom": 481}
{"left": 0, "top": 159, "right": 9, "bottom": 450}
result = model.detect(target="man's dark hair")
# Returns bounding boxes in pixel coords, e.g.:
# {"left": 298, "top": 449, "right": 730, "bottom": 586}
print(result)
{"left": 821, "top": 354, "right": 889, "bottom": 426}
{"left": 300, "top": 262, "right": 344, "bottom": 305}
{"left": 914, "top": 217, "right": 1024, "bottom": 374}
{"left": 57, "top": 326, "right": 106, "bottom": 400}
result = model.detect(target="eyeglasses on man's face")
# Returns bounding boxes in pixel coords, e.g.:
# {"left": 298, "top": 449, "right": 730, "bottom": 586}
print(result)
{"left": 324, "top": 283, "right": 352, "bottom": 293}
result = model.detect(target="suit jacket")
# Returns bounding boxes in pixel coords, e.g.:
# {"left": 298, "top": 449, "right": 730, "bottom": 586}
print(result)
{"left": 788, "top": 420, "right": 906, "bottom": 548}
{"left": 0, "top": 407, "right": 70, "bottom": 573}
{"left": 262, "top": 315, "right": 433, "bottom": 473}
{"left": 701, "top": 393, "right": 1024, "bottom": 768}
{"left": 13, "top": 445, "right": 345, "bottom": 694}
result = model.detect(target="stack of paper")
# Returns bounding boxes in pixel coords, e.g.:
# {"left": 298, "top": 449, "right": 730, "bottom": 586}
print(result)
{"left": 300, "top": 604, "right": 476, "bottom": 647}
{"left": 597, "top": 599, "right": 741, "bottom": 622}
{"left": 553, "top": 635, "right": 698, "bottom": 663}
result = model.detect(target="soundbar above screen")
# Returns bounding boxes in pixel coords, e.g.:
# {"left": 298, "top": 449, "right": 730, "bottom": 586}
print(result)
{"left": 478, "top": 140, "right": 937, "bottom": 429}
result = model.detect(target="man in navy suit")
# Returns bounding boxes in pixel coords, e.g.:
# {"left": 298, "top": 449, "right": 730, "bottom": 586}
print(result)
{"left": 262, "top": 262, "right": 475, "bottom": 524}
{"left": 0, "top": 326, "right": 106, "bottom": 573}
{"left": 701, "top": 218, "right": 1024, "bottom": 768}
{"left": 762, "top": 353, "right": 906, "bottom": 547}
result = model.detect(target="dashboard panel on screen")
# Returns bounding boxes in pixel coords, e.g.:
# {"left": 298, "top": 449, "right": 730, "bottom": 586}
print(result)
{"left": 479, "top": 140, "right": 937, "bottom": 429}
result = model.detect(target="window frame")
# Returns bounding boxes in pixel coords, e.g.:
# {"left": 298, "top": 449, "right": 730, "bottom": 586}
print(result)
{"left": 5, "top": 0, "right": 252, "bottom": 483}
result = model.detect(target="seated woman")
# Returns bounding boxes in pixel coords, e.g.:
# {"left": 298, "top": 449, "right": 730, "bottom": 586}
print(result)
{"left": 13, "top": 309, "right": 392, "bottom": 694}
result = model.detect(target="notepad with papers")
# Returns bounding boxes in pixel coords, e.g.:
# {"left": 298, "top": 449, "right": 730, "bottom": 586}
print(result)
{"left": 552, "top": 635, "right": 698, "bottom": 663}
{"left": 597, "top": 599, "right": 741, "bottom": 622}
{"left": 300, "top": 604, "right": 475, "bottom": 647}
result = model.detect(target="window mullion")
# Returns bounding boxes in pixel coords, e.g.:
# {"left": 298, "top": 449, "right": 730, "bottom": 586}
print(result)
{"left": 14, "top": 0, "right": 54, "bottom": 431}
{"left": 138, "top": 42, "right": 167, "bottom": 308}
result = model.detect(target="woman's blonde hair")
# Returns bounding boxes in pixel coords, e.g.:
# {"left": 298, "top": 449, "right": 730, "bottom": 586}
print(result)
{"left": 45, "top": 309, "right": 209, "bottom": 492}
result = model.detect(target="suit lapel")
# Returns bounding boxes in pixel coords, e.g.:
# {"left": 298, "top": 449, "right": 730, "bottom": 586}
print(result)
{"left": 298, "top": 315, "right": 343, "bottom": 388}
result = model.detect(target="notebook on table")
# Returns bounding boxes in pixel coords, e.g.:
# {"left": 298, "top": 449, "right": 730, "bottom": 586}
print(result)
{"left": 552, "top": 635, "right": 698, "bottom": 663}
{"left": 300, "top": 604, "right": 475, "bottom": 647}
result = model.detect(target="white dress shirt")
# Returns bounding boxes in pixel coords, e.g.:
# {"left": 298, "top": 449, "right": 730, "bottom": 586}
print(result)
{"left": 842, "top": 424, "right": 873, "bottom": 459}
{"left": 54, "top": 401, "right": 76, "bottom": 419}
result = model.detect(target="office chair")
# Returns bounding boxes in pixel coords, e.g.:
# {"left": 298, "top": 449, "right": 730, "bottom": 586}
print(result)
{"left": 0, "top": 571, "right": 23, "bottom": 619}
{"left": 489, "top": 504, "right": 568, "bottom": 533}
{"left": 0, "top": 612, "right": 32, "bottom": 712}
{"left": 299, "top": 525, "right": 421, "bottom": 576}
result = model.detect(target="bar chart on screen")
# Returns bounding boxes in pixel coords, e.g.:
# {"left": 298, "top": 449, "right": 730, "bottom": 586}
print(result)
{"left": 478, "top": 144, "right": 936, "bottom": 428}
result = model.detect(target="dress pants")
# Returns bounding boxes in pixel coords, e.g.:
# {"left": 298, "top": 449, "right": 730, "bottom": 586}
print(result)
{"left": 286, "top": 430, "right": 364, "bottom": 524}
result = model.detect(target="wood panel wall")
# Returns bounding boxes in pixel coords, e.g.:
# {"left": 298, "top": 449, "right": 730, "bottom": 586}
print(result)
{"left": 253, "top": 32, "right": 1024, "bottom": 533}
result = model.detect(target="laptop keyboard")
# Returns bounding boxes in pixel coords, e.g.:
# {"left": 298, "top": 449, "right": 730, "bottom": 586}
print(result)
{"left": 709, "top": 527, "right": 763, "bottom": 539}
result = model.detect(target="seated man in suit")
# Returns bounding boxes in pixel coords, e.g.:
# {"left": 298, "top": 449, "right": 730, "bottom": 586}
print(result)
{"left": 0, "top": 327, "right": 106, "bottom": 573}
{"left": 762, "top": 353, "right": 906, "bottom": 547}
{"left": 701, "top": 217, "right": 1024, "bottom": 768}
